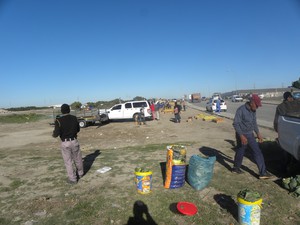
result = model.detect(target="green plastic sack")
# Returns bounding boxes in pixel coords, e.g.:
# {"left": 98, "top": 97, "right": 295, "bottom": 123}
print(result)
{"left": 187, "top": 154, "right": 216, "bottom": 191}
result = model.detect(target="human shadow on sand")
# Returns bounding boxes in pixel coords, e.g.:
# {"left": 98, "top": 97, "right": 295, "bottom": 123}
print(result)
{"left": 82, "top": 149, "right": 101, "bottom": 175}
{"left": 226, "top": 137, "right": 291, "bottom": 178}
{"left": 214, "top": 193, "right": 238, "bottom": 222}
{"left": 126, "top": 200, "right": 158, "bottom": 225}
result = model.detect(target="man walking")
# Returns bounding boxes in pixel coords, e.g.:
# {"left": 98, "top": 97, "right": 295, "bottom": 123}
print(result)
{"left": 232, "top": 94, "right": 273, "bottom": 179}
{"left": 52, "top": 104, "right": 84, "bottom": 184}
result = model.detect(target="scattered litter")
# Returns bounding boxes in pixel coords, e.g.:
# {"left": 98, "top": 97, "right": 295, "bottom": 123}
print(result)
{"left": 212, "top": 118, "right": 224, "bottom": 123}
{"left": 194, "top": 113, "right": 206, "bottom": 119}
{"left": 186, "top": 117, "right": 193, "bottom": 122}
{"left": 96, "top": 167, "right": 112, "bottom": 174}
{"left": 202, "top": 116, "right": 216, "bottom": 121}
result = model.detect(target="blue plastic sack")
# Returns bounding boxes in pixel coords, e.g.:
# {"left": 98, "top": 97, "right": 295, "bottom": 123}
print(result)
{"left": 187, "top": 154, "right": 216, "bottom": 191}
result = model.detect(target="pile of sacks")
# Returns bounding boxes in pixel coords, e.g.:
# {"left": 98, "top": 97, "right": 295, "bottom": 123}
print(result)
{"left": 282, "top": 175, "right": 300, "bottom": 198}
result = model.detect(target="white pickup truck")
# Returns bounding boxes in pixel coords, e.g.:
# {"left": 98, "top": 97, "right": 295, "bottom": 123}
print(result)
{"left": 106, "top": 100, "right": 152, "bottom": 120}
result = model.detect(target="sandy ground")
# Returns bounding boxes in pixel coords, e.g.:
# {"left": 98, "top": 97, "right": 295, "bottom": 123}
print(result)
{"left": 0, "top": 106, "right": 277, "bottom": 152}
{"left": 0, "top": 106, "right": 278, "bottom": 185}
{"left": 2, "top": 105, "right": 298, "bottom": 224}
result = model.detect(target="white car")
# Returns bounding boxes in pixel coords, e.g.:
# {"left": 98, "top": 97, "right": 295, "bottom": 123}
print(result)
{"left": 206, "top": 99, "right": 227, "bottom": 112}
{"left": 231, "top": 95, "right": 243, "bottom": 102}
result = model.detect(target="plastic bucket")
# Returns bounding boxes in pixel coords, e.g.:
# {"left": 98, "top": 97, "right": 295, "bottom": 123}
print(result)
{"left": 237, "top": 197, "right": 262, "bottom": 225}
{"left": 135, "top": 171, "right": 152, "bottom": 194}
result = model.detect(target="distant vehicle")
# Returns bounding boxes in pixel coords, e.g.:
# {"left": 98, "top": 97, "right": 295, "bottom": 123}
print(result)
{"left": 106, "top": 100, "right": 152, "bottom": 120}
{"left": 206, "top": 99, "right": 227, "bottom": 112}
{"left": 292, "top": 90, "right": 300, "bottom": 99}
{"left": 201, "top": 96, "right": 207, "bottom": 101}
{"left": 51, "top": 108, "right": 109, "bottom": 128}
{"left": 190, "top": 93, "right": 201, "bottom": 102}
{"left": 231, "top": 95, "right": 243, "bottom": 102}
{"left": 258, "top": 94, "right": 264, "bottom": 99}
{"left": 212, "top": 92, "right": 222, "bottom": 100}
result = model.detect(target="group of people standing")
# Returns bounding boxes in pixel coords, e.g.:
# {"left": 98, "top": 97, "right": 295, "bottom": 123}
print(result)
{"left": 150, "top": 99, "right": 186, "bottom": 123}
{"left": 53, "top": 93, "right": 295, "bottom": 185}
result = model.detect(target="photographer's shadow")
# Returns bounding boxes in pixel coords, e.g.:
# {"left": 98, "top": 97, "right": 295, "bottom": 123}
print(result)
{"left": 126, "top": 200, "right": 157, "bottom": 225}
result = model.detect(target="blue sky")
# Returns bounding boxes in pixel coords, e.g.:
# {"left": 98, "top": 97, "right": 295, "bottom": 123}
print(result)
{"left": 1, "top": 0, "right": 300, "bottom": 108}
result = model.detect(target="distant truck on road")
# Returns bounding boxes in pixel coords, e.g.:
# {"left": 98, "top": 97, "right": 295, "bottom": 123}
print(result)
{"left": 189, "top": 93, "right": 201, "bottom": 103}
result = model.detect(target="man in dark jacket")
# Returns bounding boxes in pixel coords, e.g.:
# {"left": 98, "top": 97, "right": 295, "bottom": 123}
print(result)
{"left": 52, "top": 104, "right": 84, "bottom": 184}
{"left": 273, "top": 91, "right": 295, "bottom": 132}
{"left": 232, "top": 94, "right": 273, "bottom": 179}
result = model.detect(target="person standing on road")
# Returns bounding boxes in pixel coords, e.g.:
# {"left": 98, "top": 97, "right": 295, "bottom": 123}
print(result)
{"left": 273, "top": 91, "right": 294, "bottom": 132}
{"left": 232, "top": 94, "right": 273, "bottom": 179}
{"left": 215, "top": 98, "right": 221, "bottom": 115}
{"left": 52, "top": 104, "right": 84, "bottom": 185}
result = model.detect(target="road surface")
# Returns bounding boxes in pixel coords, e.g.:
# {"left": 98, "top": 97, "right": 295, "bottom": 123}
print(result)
{"left": 188, "top": 99, "right": 280, "bottom": 130}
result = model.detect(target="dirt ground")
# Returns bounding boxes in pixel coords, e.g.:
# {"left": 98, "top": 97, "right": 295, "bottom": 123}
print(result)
{"left": 1, "top": 105, "right": 291, "bottom": 224}
{"left": 0, "top": 106, "right": 278, "bottom": 186}
{"left": 0, "top": 105, "right": 277, "bottom": 154}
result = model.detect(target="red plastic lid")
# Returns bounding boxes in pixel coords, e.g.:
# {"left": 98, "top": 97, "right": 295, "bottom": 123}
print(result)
{"left": 177, "top": 202, "right": 198, "bottom": 216}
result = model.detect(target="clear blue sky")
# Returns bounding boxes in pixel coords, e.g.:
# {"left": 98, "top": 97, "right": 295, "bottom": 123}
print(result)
{"left": 1, "top": 0, "right": 300, "bottom": 108}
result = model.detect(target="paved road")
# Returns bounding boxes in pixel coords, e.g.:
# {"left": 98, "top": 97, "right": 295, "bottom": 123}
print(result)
{"left": 188, "top": 99, "right": 280, "bottom": 130}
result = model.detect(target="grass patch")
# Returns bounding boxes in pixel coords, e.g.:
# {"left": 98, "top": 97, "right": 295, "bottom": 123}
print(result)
{"left": 0, "top": 143, "right": 299, "bottom": 225}
{"left": 0, "top": 113, "right": 47, "bottom": 124}
{"left": 9, "top": 179, "right": 25, "bottom": 190}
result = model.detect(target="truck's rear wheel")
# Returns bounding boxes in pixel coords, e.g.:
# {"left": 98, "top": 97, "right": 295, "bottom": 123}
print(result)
{"left": 79, "top": 120, "right": 87, "bottom": 128}
{"left": 133, "top": 113, "right": 139, "bottom": 121}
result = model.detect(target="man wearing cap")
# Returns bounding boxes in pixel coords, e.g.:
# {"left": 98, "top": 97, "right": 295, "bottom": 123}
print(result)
{"left": 232, "top": 94, "right": 273, "bottom": 179}
{"left": 52, "top": 104, "right": 84, "bottom": 184}
{"left": 273, "top": 91, "right": 294, "bottom": 132}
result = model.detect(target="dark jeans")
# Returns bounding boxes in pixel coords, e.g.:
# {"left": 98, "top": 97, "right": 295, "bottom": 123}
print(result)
{"left": 175, "top": 113, "right": 181, "bottom": 123}
{"left": 233, "top": 132, "right": 266, "bottom": 176}
{"left": 138, "top": 113, "right": 145, "bottom": 124}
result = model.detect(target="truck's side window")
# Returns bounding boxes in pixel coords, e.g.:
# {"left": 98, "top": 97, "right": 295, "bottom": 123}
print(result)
{"left": 133, "top": 102, "right": 147, "bottom": 108}
{"left": 125, "top": 103, "right": 132, "bottom": 109}
{"left": 112, "top": 105, "right": 121, "bottom": 110}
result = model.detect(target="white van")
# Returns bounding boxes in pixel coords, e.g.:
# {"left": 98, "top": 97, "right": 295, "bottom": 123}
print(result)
{"left": 106, "top": 100, "right": 152, "bottom": 120}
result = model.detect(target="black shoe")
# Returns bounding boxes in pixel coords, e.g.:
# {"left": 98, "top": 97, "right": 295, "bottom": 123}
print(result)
{"left": 232, "top": 168, "right": 244, "bottom": 174}
{"left": 259, "top": 172, "right": 274, "bottom": 180}
{"left": 67, "top": 180, "right": 77, "bottom": 185}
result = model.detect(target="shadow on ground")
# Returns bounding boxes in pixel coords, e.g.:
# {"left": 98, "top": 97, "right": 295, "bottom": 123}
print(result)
{"left": 83, "top": 149, "right": 101, "bottom": 175}
{"left": 214, "top": 194, "right": 238, "bottom": 222}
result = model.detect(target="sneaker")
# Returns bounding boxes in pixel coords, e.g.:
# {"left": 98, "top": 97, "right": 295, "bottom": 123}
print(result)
{"left": 259, "top": 172, "right": 274, "bottom": 180}
{"left": 232, "top": 167, "right": 244, "bottom": 174}
{"left": 67, "top": 180, "right": 77, "bottom": 185}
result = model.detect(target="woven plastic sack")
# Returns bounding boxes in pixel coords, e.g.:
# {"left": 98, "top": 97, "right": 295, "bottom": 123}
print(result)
{"left": 187, "top": 154, "right": 216, "bottom": 191}
{"left": 164, "top": 145, "right": 187, "bottom": 189}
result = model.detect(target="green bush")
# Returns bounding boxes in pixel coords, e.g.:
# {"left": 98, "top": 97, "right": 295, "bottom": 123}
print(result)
{"left": 0, "top": 113, "right": 46, "bottom": 124}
